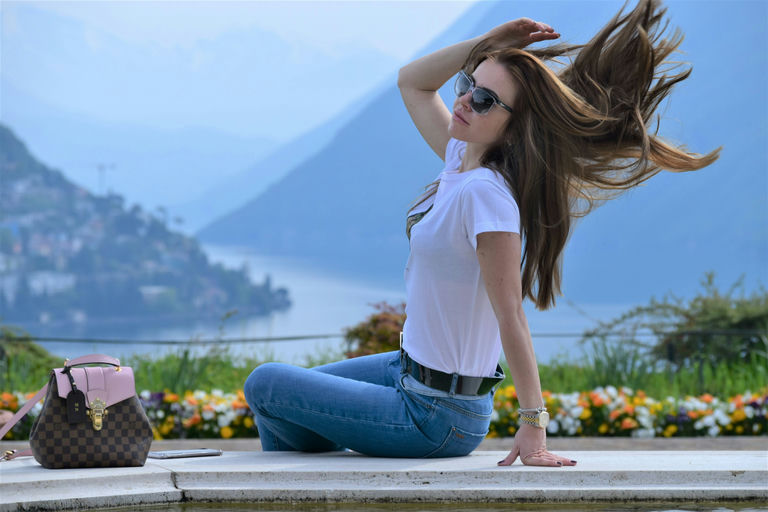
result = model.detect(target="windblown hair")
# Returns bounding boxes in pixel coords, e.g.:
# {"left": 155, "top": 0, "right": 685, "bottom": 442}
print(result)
{"left": 419, "top": 0, "right": 720, "bottom": 310}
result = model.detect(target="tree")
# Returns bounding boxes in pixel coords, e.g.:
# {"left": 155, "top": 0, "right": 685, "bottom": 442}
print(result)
{"left": 581, "top": 272, "right": 768, "bottom": 370}
{"left": 344, "top": 302, "right": 406, "bottom": 358}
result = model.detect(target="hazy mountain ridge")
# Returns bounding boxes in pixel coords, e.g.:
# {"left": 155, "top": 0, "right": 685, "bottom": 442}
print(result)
{"left": 0, "top": 125, "right": 290, "bottom": 327}
{"left": 198, "top": 0, "right": 767, "bottom": 302}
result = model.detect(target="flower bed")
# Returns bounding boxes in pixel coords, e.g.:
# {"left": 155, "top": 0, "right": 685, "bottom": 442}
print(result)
{"left": 2, "top": 387, "right": 766, "bottom": 441}
{"left": 489, "top": 386, "right": 768, "bottom": 438}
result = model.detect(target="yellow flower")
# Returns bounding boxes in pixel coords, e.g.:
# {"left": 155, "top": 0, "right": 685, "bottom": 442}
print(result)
{"left": 663, "top": 424, "right": 677, "bottom": 437}
{"left": 598, "top": 423, "right": 609, "bottom": 434}
{"left": 580, "top": 408, "right": 592, "bottom": 420}
{"left": 220, "top": 426, "right": 234, "bottom": 439}
{"left": 735, "top": 425, "right": 744, "bottom": 434}
{"left": 243, "top": 417, "right": 254, "bottom": 429}
{"left": 731, "top": 409, "right": 746, "bottom": 422}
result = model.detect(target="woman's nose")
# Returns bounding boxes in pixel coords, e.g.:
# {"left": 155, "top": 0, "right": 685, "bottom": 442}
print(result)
{"left": 458, "top": 91, "right": 472, "bottom": 109}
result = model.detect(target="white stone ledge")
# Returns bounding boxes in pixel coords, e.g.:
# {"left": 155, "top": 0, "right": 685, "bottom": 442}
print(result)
{"left": 1, "top": 450, "right": 766, "bottom": 510}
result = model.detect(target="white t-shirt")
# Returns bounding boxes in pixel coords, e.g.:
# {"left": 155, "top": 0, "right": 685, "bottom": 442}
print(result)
{"left": 402, "top": 137, "right": 521, "bottom": 377}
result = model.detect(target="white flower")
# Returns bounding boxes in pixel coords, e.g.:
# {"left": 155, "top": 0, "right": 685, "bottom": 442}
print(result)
{"left": 632, "top": 428, "right": 655, "bottom": 439}
{"left": 218, "top": 414, "right": 232, "bottom": 428}
{"left": 202, "top": 410, "right": 215, "bottom": 421}
{"left": 713, "top": 409, "right": 730, "bottom": 426}
{"left": 707, "top": 425, "right": 720, "bottom": 437}
{"left": 547, "top": 419, "right": 560, "bottom": 435}
{"left": 621, "top": 387, "right": 633, "bottom": 396}
{"left": 490, "top": 410, "right": 500, "bottom": 422}
{"left": 605, "top": 386, "right": 618, "bottom": 399}
{"left": 745, "top": 407, "right": 755, "bottom": 419}
{"left": 211, "top": 389, "right": 224, "bottom": 398}
{"left": 570, "top": 406, "right": 584, "bottom": 419}
{"left": 140, "top": 390, "right": 151, "bottom": 400}
{"left": 194, "top": 390, "right": 206, "bottom": 400}
{"left": 156, "top": 410, "right": 164, "bottom": 419}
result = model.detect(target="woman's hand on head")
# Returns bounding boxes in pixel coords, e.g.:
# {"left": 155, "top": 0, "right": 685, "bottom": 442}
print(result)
{"left": 484, "top": 18, "right": 559, "bottom": 50}
{"left": 497, "top": 424, "right": 576, "bottom": 467}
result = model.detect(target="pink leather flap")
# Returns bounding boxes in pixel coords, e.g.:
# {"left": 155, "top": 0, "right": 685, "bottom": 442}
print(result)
{"left": 54, "top": 366, "right": 136, "bottom": 408}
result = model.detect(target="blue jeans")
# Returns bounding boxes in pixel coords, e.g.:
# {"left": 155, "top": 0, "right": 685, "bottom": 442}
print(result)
{"left": 243, "top": 351, "right": 495, "bottom": 458}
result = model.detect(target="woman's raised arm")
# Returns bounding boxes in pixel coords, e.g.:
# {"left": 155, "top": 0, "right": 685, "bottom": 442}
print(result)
{"left": 397, "top": 19, "right": 558, "bottom": 161}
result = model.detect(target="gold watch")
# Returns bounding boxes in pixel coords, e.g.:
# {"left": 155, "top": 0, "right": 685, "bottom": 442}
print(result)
{"left": 518, "top": 407, "right": 550, "bottom": 429}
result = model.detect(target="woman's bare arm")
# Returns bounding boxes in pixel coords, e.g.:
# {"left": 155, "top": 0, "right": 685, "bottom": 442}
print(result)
{"left": 476, "top": 231, "right": 575, "bottom": 467}
{"left": 397, "top": 36, "right": 484, "bottom": 161}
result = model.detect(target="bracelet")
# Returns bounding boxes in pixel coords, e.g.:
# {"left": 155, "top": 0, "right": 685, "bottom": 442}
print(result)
{"left": 518, "top": 407, "right": 547, "bottom": 415}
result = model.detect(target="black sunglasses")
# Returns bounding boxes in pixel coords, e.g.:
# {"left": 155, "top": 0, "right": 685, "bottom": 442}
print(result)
{"left": 454, "top": 70, "right": 514, "bottom": 115}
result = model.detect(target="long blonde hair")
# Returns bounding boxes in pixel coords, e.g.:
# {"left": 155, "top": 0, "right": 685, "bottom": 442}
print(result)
{"left": 415, "top": 0, "right": 720, "bottom": 310}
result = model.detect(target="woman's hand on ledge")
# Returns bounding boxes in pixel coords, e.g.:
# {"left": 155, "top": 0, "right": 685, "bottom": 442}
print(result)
{"left": 484, "top": 18, "right": 560, "bottom": 50}
{"left": 497, "top": 423, "right": 577, "bottom": 467}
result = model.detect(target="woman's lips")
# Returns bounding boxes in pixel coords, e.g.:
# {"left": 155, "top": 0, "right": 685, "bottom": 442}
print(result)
{"left": 453, "top": 111, "right": 469, "bottom": 126}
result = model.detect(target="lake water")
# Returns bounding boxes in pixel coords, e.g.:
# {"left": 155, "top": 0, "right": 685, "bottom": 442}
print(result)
{"left": 30, "top": 244, "right": 634, "bottom": 365}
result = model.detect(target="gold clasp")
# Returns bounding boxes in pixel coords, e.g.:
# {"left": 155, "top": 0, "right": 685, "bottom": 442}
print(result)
{"left": 87, "top": 398, "right": 108, "bottom": 431}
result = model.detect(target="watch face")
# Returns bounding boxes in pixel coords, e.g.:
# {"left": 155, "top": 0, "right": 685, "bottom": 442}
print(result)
{"left": 539, "top": 410, "right": 550, "bottom": 428}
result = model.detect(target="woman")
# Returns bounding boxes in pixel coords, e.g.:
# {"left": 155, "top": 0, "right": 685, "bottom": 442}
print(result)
{"left": 244, "top": 0, "right": 719, "bottom": 466}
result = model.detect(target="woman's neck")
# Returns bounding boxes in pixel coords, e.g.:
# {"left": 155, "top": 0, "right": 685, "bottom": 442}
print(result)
{"left": 459, "top": 141, "right": 488, "bottom": 172}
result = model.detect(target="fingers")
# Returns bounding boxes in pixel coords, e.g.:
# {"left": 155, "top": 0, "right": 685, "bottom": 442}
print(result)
{"left": 523, "top": 451, "right": 578, "bottom": 467}
{"left": 497, "top": 445, "right": 519, "bottom": 467}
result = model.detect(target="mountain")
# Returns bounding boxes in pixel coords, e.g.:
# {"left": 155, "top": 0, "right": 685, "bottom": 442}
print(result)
{"left": 170, "top": 85, "right": 380, "bottom": 232}
{"left": 0, "top": 125, "right": 290, "bottom": 328}
{"left": 198, "top": 0, "right": 767, "bottom": 302}
{"left": 1, "top": 81, "right": 277, "bottom": 220}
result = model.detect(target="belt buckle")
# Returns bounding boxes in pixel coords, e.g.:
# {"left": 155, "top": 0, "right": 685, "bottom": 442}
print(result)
{"left": 399, "top": 331, "right": 406, "bottom": 370}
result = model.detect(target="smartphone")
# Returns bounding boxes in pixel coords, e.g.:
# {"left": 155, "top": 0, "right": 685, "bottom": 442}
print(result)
{"left": 148, "top": 448, "right": 223, "bottom": 459}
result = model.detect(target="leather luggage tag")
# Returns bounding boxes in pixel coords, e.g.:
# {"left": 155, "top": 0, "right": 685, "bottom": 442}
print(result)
{"left": 66, "top": 389, "right": 88, "bottom": 424}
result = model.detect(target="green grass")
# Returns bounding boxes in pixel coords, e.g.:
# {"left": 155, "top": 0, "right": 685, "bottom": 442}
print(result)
{"left": 3, "top": 326, "right": 764, "bottom": 398}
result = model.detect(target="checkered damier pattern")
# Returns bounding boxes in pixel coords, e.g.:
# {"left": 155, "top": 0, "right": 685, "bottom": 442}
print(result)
{"left": 29, "top": 374, "right": 153, "bottom": 469}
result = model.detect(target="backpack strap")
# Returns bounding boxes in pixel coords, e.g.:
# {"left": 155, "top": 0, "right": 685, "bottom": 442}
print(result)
{"left": 0, "top": 385, "right": 48, "bottom": 461}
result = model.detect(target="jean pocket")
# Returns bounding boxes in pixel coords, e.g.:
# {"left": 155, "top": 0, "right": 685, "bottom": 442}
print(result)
{"left": 422, "top": 425, "right": 487, "bottom": 458}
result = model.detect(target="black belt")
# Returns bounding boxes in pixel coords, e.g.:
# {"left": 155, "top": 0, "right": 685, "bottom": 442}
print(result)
{"left": 401, "top": 351, "right": 504, "bottom": 396}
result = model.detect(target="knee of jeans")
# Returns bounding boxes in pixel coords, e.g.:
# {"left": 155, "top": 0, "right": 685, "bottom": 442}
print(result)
{"left": 244, "top": 362, "right": 285, "bottom": 413}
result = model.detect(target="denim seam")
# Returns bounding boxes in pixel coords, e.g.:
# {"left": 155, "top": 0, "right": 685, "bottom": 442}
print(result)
{"left": 264, "top": 400, "right": 421, "bottom": 431}
{"left": 422, "top": 425, "right": 487, "bottom": 458}
{"left": 434, "top": 398, "right": 492, "bottom": 420}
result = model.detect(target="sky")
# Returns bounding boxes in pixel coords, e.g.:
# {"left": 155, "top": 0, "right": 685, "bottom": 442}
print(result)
{"left": 1, "top": 0, "right": 478, "bottom": 142}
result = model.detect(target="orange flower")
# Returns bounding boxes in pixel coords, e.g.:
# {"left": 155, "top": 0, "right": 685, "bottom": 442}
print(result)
{"left": 687, "top": 411, "right": 699, "bottom": 419}
{"left": 231, "top": 400, "right": 248, "bottom": 410}
{"left": 589, "top": 392, "right": 605, "bottom": 407}
{"left": 624, "top": 404, "right": 635, "bottom": 415}
{"left": 620, "top": 418, "right": 638, "bottom": 430}
{"left": 541, "top": 391, "right": 552, "bottom": 399}
{"left": 202, "top": 404, "right": 215, "bottom": 412}
{"left": 701, "top": 393, "right": 714, "bottom": 404}
{"left": 636, "top": 390, "right": 647, "bottom": 400}
{"left": 185, "top": 397, "right": 198, "bottom": 406}
{"left": 183, "top": 414, "right": 202, "bottom": 428}
{"left": 609, "top": 409, "right": 622, "bottom": 421}
{"left": 164, "top": 393, "right": 179, "bottom": 403}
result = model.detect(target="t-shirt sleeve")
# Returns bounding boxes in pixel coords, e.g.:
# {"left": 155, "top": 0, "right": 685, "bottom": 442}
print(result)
{"left": 460, "top": 178, "right": 521, "bottom": 250}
